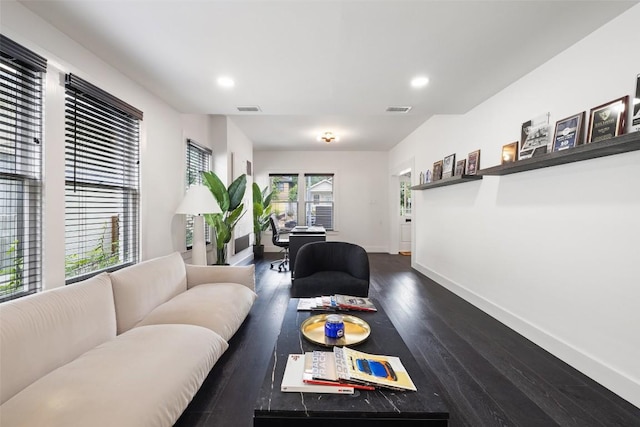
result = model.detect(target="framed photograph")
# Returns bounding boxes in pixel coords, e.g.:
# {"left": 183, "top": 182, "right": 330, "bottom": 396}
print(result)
{"left": 246, "top": 160, "right": 252, "bottom": 176}
{"left": 442, "top": 153, "right": 456, "bottom": 179}
{"left": 633, "top": 74, "right": 640, "bottom": 132}
{"left": 455, "top": 159, "right": 466, "bottom": 177}
{"left": 432, "top": 160, "right": 443, "bottom": 181}
{"left": 587, "top": 96, "right": 628, "bottom": 143}
{"left": 466, "top": 150, "right": 480, "bottom": 175}
{"left": 520, "top": 113, "right": 550, "bottom": 159}
{"left": 552, "top": 112, "right": 585, "bottom": 152}
{"left": 501, "top": 142, "right": 518, "bottom": 164}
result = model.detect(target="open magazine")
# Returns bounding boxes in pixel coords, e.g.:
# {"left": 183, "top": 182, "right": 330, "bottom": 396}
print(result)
{"left": 310, "top": 347, "right": 417, "bottom": 392}
{"left": 297, "top": 295, "right": 377, "bottom": 312}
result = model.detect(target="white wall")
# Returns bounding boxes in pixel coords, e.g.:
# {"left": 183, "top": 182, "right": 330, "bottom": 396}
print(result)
{"left": 1, "top": 1, "right": 251, "bottom": 287}
{"left": 389, "top": 4, "right": 640, "bottom": 407}
{"left": 253, "top": 150, "right": 389, "bottom": 253}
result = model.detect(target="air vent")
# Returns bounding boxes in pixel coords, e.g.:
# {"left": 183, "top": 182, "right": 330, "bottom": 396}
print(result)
{"left": 386, "top": 106, "right": 412, "bottom": 113}
{"left": 236, "top": 105, "right": 261, "bottom": 112}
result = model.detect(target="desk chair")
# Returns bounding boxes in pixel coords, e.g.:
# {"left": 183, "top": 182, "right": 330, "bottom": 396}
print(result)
{"left": 269, "top": 216, "right": 290, "bottom": 272}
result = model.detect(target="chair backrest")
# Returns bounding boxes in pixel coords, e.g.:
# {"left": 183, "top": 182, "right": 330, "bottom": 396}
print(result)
{"left": 269, "top": 216, "right": 282, "bottom": 246}
{"left": 294, "top": 241, "right": 369, "bottom": 281}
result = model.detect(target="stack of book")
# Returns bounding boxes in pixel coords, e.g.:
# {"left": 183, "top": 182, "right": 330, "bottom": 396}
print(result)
{"left": 296, "top": 294, "right": 377, "bottom": 312}
{"left": 281, "top": 346, "right": 416, "bottom": 394}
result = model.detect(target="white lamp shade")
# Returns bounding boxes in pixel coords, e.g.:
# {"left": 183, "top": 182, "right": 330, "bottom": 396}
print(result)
{"left": 175, "top": 185, "right": 221, "bottom": 215}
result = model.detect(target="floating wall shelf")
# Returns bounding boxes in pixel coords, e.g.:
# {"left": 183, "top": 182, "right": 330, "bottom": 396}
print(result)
{"left": 411, "top": 174, "right": 482, "bottom": 191}
{"left": 478, "top": 132, "right": 640, "bottom": 176}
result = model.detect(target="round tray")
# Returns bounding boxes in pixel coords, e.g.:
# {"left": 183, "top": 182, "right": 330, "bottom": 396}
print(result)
{"left": 300, "top": 314, "right": 371, "bottom": 347}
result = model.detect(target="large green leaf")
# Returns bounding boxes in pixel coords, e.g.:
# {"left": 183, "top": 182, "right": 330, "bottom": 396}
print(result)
{"left": 202, "top": 171, "right": 229, "bottom": 212}
{"left": 252, "top": 182, "right": 262, "bottom": 205}
{"left": 228, "top": 174, "right": 247, "bottom": 211}
{"left": 226, "top": 203, "right": 245, "bottom": 230}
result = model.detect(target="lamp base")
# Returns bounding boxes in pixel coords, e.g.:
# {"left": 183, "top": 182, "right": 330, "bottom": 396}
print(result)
{"left": 192, "top": 215, "right": 207, "bottom": 265}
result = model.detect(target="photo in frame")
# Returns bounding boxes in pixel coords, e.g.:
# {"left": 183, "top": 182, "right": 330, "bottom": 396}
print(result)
{"left": 455, "top": 159, "right": 466, "bottom": 177}
{"left": 501, "top": 142, "right": 518, "bottom": 164}
{"left": 442, "top": 153, "right": 456, "bottom": 179}
{"left": 466, "top": 150, "right": 480, "bottom": 175}
{"left": 552, "top": 112, "right": 585, "bottom": 152}
{"left": 633, "top": 74, "right": 640, "bottom": 132}
{"left": 432, "top": 160, "right": 443, "bottom": 181}
{"left": 519, "top": 113, "right": 550, "bottom": 159}
{"left": 587, "top": 96, "right": 628, "bottom": 143}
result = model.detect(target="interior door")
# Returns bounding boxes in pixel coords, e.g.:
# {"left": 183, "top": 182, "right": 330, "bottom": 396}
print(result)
{"left": 399, "top": 175, "right": 412, "bottom": 253}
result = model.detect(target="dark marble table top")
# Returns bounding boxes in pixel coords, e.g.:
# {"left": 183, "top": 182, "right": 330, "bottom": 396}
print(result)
{"left": 253, "top": 298, "right": 449, "bottom": 426}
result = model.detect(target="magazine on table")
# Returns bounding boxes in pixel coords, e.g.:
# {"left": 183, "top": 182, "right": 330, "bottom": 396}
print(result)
{"left": 310, "top": 347, "right": 416, "bottom": 392}
{"left": 281, "top": 353, "right": 354, "bottom": 394}
{"left": 296, "top": 295, "right": 377, "bottom": 312}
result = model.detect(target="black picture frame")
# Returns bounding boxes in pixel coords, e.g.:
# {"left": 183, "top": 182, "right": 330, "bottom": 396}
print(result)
{"left": 442, "top": 154, "right": 456, "bottom": 179}
{"left": 587, "top": 96, "right": 628, "bottom": 143}
{"left": 552, "top": 112, "right": 585, "bottom": 152}
{"left": 633, "top": 74, "right": 640, "bottom": 132}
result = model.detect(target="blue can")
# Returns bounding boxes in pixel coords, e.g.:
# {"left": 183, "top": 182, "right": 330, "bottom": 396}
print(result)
{"left": 324, "top": 314, "right": 345, "bottom": 338}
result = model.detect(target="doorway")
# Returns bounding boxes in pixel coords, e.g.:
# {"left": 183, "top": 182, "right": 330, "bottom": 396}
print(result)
{"left": 399, "top": 172, "right": 412, "bottom": 254}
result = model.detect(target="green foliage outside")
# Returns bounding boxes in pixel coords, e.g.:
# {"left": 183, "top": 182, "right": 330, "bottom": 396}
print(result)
{"left": 65, "top": 223, "right": 119, "bottom": 278}
{"left": 0, "top": 240, "right": 23, "bottom": 296}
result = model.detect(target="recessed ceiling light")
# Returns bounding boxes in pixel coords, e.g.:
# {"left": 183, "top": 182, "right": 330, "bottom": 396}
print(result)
{"left": 217, "top": 76, "right": 235, "bottom": 88}
{"left": 410, "top": 76, "right": 429, "bottom": 88}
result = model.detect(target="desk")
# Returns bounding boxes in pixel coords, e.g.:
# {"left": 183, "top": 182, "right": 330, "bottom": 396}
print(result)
{"left": 289, "top": 226, "right": 326, "bottom": 273}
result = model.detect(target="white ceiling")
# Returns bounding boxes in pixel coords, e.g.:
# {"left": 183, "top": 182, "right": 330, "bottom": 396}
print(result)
{"left": 18, "top": 0, "right": 636, "bottom": 151}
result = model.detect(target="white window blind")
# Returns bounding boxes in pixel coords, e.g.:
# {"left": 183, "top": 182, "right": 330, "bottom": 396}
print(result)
{"left": 185, "top": 138, "right": 212, "bottom": 247}
{"left": 0, "top": 35, "right": 46, "bottom": 301}
{"left": 64, "top": 74, "right": 143, "bottom": 282}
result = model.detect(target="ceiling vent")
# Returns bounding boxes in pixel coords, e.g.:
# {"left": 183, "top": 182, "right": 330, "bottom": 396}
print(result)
{"left": 236, "top": 105, "right": 261, "bottom": 112}
{"left": 386, "top": 106, "right": 412, "bottom": 113}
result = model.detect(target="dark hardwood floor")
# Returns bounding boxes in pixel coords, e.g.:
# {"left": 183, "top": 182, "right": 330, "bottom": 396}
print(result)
{"left": 174, "top": 253, "right": 640, "bottom": 427}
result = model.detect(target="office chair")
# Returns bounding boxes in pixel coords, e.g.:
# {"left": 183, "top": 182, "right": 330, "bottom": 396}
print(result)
{"left": 269, "top": 216, "right": 290, "bottom": 272}
{"left": 291, "top": 241, "right": 369, "bottom": 297}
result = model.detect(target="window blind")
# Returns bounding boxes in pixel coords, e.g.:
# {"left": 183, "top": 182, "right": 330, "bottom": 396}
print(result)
{"left": 64, "top": 73, "right": 142, "bottom": 282}
{"left": 185, "top": 138, "right": 212, "bottom": 247}
{"left": 0, "top": 35, "right": 45, "bottom": 301}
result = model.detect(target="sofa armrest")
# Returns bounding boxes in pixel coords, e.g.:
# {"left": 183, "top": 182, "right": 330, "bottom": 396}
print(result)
{"left": 185, "top": 264, "right": 255, "bottom": 292}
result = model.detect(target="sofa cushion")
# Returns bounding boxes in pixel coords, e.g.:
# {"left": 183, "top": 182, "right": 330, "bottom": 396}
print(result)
{"left": 0, "top": 273, "right": 116, "bottom": 405}
{"left": 135, "top": 282, "right": 257, "bottom": 341}
{"left": 110, "top": 252, "right": 188, "bottom": 334}
{"left": 0, "top": 324, "right": 227, "bottom": 427}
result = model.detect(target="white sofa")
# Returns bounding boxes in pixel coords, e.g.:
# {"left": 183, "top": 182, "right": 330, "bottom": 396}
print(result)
{"left": 0, "top": 252, "right": 257, "bottom": 427}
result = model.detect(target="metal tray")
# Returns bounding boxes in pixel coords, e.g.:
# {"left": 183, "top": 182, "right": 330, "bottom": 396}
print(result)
{"left": 300, "top": 314, "right": 371, "bottom": 347}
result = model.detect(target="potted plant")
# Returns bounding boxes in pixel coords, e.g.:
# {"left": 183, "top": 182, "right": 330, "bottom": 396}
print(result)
{"left": 252, "top": 183, "right": 274, "bottom": 259}
{"left": 202, "top": 171, "right": 247, "bottom": 265}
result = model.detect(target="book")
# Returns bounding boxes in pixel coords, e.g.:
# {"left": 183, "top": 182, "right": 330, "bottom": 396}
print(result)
{"left": 334, "top": 295, "right": 377, "bottom": 312}
{"left": 337, "top": 347, "right": 417, "bottom": 391}
{"left": 281, "top": 354, "right": 354, "bottom": 394}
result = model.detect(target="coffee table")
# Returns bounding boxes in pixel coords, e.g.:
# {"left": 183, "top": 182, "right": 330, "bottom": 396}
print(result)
{"left": 253, "top": 299, "right": 449, "bottom": 426}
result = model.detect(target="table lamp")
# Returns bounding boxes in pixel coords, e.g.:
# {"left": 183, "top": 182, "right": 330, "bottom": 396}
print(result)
{"left": 175, "top": 185, "right": 221, "bottom": 265}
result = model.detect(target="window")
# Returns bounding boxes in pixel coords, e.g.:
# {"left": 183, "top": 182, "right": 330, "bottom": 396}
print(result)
{"left": 0, "top": 35, "right": 46, "bottom": 301}
{"left": 400, "top": 179, "right": 412, "bottom": 216}
{"left": 304, "top": 174, "right": 333, "bottom": 230}
{"left": 64, "top": 74, "right": 143, "bottom": 282}
{"left": 185, "top": 139, "right": 211, "bottom": 247}
{"left": 269, "top": 174, "right": 298, "bottom": 229}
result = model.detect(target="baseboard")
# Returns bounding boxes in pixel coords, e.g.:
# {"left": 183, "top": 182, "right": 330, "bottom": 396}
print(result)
{"left": 413, "top": 261, "right": 640, "bottom": 409}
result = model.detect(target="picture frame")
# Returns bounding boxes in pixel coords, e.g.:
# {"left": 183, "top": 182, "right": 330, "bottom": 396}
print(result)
{"left": 466, "top": 150, "right": 480, "bottom": 175}
{"left": 586, "top": 96, "right": 628, "bottom": 143}
{"left": 519, "top": 113, "right": 550, "bottom": 159}
{"left": 501, "top": 142, "right": 518, "bottom": 164}
{"left": 455, "top": 159, "right": 466, "bottom": 177}
{"left": 552, "top": 112, "right": 585, "bottom": 152}
{"left": 442, "top": 153, "right": 456, "bottom": 179}
{"left": 633, "top": 74, "right": 640, "bottom": 132}
{"left": 432, "top": 160, "right": 443, "bottom": 181}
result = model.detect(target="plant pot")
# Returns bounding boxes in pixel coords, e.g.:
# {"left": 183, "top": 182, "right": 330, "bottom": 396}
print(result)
{"left": 253, "top": 244, "right": 264, "bottom": 259}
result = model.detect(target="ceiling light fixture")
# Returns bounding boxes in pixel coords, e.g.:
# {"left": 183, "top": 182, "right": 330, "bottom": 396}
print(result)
{"left": 318, "top": 131, "right": 339, "bottom": 143}
{"left": 217, "top": 76, "right": 235, "bottom": 88}
{"left": 410, "top": 76, "right": 429, "bottom": 88}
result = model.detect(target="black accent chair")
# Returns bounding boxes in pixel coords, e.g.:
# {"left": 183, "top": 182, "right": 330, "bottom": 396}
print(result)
{"left": 269, "top": 216, "right": 290, "bottom": 272}
{"left": 291, "top": 241, "right": 369, "bottom": 297}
